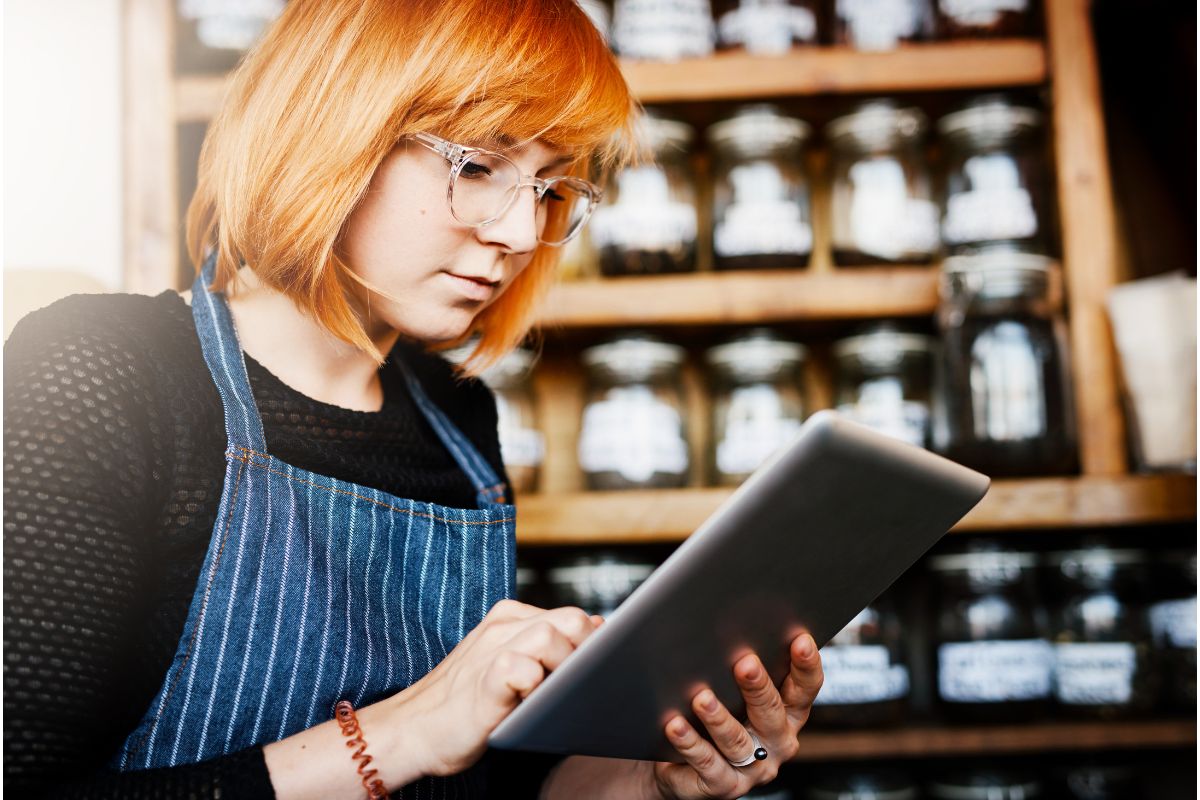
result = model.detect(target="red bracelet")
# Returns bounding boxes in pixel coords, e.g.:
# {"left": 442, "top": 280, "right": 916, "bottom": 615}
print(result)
{"left": 334, "top": 700, "right": 389, "bottom": 799}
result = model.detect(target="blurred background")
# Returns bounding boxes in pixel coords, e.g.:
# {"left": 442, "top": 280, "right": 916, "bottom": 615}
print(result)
{"left": 3, "top": 1, "right": 1197, "bottom": 798}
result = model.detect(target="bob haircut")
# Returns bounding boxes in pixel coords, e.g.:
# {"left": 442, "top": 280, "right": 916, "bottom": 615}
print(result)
{"left": 186, "top": 0, "right": 639, "bottom": 374}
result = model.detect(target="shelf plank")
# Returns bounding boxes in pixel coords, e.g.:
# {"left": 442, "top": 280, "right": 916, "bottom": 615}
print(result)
{"left": 536, "top": 267, "right": 939, "bottom": 328}
{"left": 794, "top": 719, "right": 1196, "bottom": 761}
{"left": 621, "top": 40, "right": 1046, "bottom": 103}
{"left": 515, "top": 474, "right": 1196, "bottom": 545}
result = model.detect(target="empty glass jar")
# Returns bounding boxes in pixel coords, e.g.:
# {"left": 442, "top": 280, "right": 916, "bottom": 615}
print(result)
{"left": 929, "top": 770, "right": 1043, "bottom": 800}
{"left": 708, "top": 105, "right": 814, "bottom": 271}
{"left": 479, "top": 347, "right": 544, "bottom": 495}
{"left": 1149, "top": 551, "right": 1197, "bottom": 712}
{"left": 834, "top": 325, "right": 936, "bottom": 448}
{"left": 611, "top": 0, "right": 715, "bottom": 60}
{"left": 806, "top": 771, "right": 919, "bottom": 800}
{"left": 930, "top": 542, "right": 1054, "bottom": 722}
{"left": 713, "top": 0, "right": 819, "bottom": 54}
{"left": 833, "top": 0, "right": 934, "bottom": 51}
{"left": 828, "top": 101, "right": 939, "bottom": 266}
{"left": 706, "top": 330, "right": 806, "bottom": 485}
{"left": 1048, "top": 546, "right": 1157, "bottom": 719}
{"left": 579, "top": 335, "right": 691, "bottom": 490}
{"left": 546, "top": 551, "right": 658, "bottom": 616}
{"left": 811, "top": 595, "right": 911, "bottom": 727}
{"left": 934, "top": 252, "right": 1078, "bottom": 477}
{"left": 592, "top": 114, "right": 699, "bottom": 276}
{"left": 939, "top": 96, "right": 1051, "bottom": 254}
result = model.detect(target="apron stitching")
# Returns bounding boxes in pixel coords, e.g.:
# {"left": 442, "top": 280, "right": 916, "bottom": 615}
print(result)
{"left": 125, "top": 456, "right": 248, "bottom": 763}
{"left": 226, "top": 448, "right": 513, "bottom": 525}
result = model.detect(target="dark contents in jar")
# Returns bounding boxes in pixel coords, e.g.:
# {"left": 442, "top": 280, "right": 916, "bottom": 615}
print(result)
{"left": 714, "top": 252, "right": 809, "bottom": 271}
{"left": 832, "top": 248, "right": 936, "bottom": 268}
{"left": 584, "top": 470, "right": 688, "bottom": 491}
{"left": 939, "top": 314, "right": 1077, "bottom": 477}
{"left": 599, "top": 245, "right": 697, "bottom": 276}
{"left": 936, "top": 0, "right": 1035, "bottom": 39}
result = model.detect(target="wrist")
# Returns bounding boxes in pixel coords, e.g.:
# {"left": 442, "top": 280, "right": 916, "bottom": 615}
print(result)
{"left": 356, "top": 691, "right": 433, "bottom": 790}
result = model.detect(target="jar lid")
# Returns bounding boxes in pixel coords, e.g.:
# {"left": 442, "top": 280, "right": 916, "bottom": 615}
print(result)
{"left": 937, "top": 96, "right": 1042, "bottom": 143}
{"left": 832, "top": 326, "right": 935, "bottom": 363}
{"left": 942, "top": 252, "right": 1055, "bottom": 276}
{"left": 806, "top": 771, "right": 920, "bottom": 800}
{"left": 941, "top": 253, "right": 1059, "bottom": 302}
{"left": 638, "top": 112, "right": 695, "bottom": 154}
{"left": 826, "top": 100, "right": 927, "bottom": 149}
{"left": 707, "top": 104, "right": 812, "bottom": 155}
{"left": 546, "top": 562, "right": 657, "bottom": 585}
{"left": 1046, "top": 548, "right": 1148, "bottom": 569}
{"left": 583, "top": 334, "right": 686, "bottom": 373}
{"left": 706, "top": 329, "right": 807, "bottom": 375}
{"left": 929, "top": 772, "right": 1042, "bottom": 800}
{"left": 928, "top": 550, "right": 1038, "bottom": 572}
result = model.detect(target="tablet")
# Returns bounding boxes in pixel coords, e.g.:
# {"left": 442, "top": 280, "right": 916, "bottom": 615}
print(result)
{"left": 489, "top": 410, "right": 989, "bottom": 762}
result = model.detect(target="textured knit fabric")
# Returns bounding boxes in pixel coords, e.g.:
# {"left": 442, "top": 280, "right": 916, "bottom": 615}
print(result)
{"left": 4, "top": 291, "right": 557, "bottom": 798}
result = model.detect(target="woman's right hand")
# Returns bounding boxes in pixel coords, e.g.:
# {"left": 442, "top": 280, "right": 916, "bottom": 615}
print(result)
{"left": 388, "top": 599, "right": 601, "bottom": 780}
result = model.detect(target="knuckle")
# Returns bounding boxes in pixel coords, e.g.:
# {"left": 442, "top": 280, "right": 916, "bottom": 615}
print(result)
{"left": 761, "top": 763, "right": 779, "bottom": 783}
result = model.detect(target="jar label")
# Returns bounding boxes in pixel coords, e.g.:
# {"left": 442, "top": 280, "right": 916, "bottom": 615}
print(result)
{"left": 579, "top": 386, "right": 689, "bottom": 482}
{"left": 813, "top": 644, "right": 911, "bottom": 705}
{"left": 969, "top": 320, "right": 1049, "bottom": 442}
{"left": 613, "top": 0, "right": 715, "bottom": 60}
{"left": 1150, "top": 598, "right": 1197, "bottom": 649}
{"left": 716, "top": 385, "right": 803, "bottom": 476}
{"left": 940, "top": 0, "right": 1028, "bottom": 27}
{"left": 1053, "top": 642, "right": 1137, "bottom": 706}
{"left": 943, "top": 154, "right": 1038, "bottom": 244}
{"left": 495, "top": 394, "right": 545, "bottom": 468}
{"left": 837, "top": 0, "right": 924, "bottom": 50}
{"left": 938, "top": 639, "right": 1054, "bottom": 702}
{"left": 718, "top": 3, "right": 817, "bottom": 54}
{"left": 846, "top": 159, "right": 939, "bottom": 259}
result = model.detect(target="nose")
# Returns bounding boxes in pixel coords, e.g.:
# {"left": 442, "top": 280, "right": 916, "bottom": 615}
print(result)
{"left": 477, "top": 184, "right": 539, "bottom": 255}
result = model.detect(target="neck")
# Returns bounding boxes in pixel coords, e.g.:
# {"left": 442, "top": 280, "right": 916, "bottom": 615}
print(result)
{"left": 221, "top": 268, "right": 401, "bottom": 413}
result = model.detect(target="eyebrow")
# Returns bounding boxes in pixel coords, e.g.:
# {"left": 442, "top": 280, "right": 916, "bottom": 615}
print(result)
{"left": 490, "top": 134, "right": 574, "bottom": 173}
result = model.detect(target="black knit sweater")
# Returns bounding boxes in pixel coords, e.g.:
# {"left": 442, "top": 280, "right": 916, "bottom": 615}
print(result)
{"left": 3, "top": 291, "right": 554, "bottom": 798}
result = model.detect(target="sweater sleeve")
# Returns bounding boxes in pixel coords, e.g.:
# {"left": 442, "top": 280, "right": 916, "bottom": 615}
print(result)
{"left": 2, "top": 298, "right": 275, "bottom": 799}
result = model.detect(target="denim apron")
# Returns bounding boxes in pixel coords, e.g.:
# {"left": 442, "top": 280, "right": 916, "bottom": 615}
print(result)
{"left": 113, "top": 259, "right": 516, "bottom": 799}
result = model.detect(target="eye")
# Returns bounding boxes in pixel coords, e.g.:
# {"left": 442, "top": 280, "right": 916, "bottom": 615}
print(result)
{"left": 545, "top": 188, "right": 566, "bottom": 203}
{"left": 459, "top": 160, "right": 493, "bottom": 180}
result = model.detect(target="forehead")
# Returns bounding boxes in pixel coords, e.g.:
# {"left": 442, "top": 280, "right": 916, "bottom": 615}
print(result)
{"left": 480, "top": 134, "right": 574, "bottom": 168}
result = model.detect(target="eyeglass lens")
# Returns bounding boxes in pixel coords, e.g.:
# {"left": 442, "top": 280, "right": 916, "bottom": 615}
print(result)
{"left": 451, "top": 151, "right": 592, "bottom": 245}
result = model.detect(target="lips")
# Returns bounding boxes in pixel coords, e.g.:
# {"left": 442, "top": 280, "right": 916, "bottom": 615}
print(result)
{"left": 443, "top": 271, "right": 500, "bottom": 302}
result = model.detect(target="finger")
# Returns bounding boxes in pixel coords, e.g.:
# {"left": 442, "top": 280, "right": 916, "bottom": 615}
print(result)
{"left": 483, "top": 649, "right": 547, "bottom": 702}
{"left": 590, "top": 614, "right": 605, "bottom": 628}
{"left": 691, "top": 689, "right": 757, "bottom": 766}
{"left": 658, "top": 715, "right": 744, "bottom": 800}
{"left": 506, "top": 620, "right": 577, "bottom": 674}
{"left": 485, "top": 597, "right": 544, "bottom": 623}
{"left": 733, "top": 654, "right": 789, "bottom": 741}
{"left": 779, "top": 633, "right": 823, "bottom": 725}
{"left": 537, "top": 606, "right": 602, "bottom": 648}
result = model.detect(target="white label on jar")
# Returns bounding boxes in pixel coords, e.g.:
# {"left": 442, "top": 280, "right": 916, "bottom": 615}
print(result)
{"left": 591, "top": 167, "right": 697, "bottom": 252}
{"left": 1054, "top": 642, "right": 1137, "bottom": 706}
{"left": 716, "top": 385, "right": 803, "bottom": 476}
{"left": 1150, "top": 598, "right": 1197, "bottom": 649}
{"left": 938, "top": 639, "right": 1054, "bottom": 702}
{"left": 612, "top": 0, "right": 715, "bottom": 60}
{"left": 940, "top": 0, "right": 1028, "bottom": 27}
{"left": 718, "top": 2, "right": 818, "bottom": 54}
{"left": 715, "top": 203, "right": 812, "bottom": 257}
{"left": 943, "top": 154, "right": 1038, "bottom": 244}
{"left": 494, "top": 394, "right": 545, "bottom": 468}
{"left": 847, "top": 159, "right": 939, "bottom": 259}
{"left": 814, "top": 645, "right": 910, "bottom": 705}
{"left": 837, "top": 0, "right": 923, "bottom": 50}
{"left": 578, "top": 386, "right": 689, "bottom": 482}
{"left": 970, "top": 320, "right": 1048, "bottom": 442}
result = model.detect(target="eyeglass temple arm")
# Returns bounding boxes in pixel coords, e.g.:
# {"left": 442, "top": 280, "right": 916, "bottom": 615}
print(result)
{"left": 411, "top": 132, "right": 464, "bottom": 162}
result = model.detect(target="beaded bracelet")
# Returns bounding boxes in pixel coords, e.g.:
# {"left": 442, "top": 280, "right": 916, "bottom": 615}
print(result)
{"left": 334, "top": 700, "right": 389, "bottom": 800}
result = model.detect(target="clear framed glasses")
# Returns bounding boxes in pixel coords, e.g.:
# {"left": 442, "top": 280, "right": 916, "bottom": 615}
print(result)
{"left": 410, "top": 132, "right": 603, "bottom": 247}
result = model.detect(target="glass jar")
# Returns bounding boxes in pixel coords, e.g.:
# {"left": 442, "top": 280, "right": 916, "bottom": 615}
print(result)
{"left": 806, "top": 770, "right": 919, "bottom": 800}
{"left": 479, "top": 347, "right": 545, "bottom": 495}
{"left": 592, "top": 115, "right": 699, "bottom": 276}
{"left": 174, "top": 0, "right": 284, "bottom": 73}
{"left": 579, "top": 335, "right": 691, "bottom": 490}
{"left": 708, "top": 105, "right": 814, "bottom": 271}
{"left": 810, "top": 596, "right": 911, "bottom": 727}
{"left": 834, "top": 325, "right": 936, "bottom": 448}
{"left": 1060, "top": 762, "right": 1140, "bottom": 800}
{"left": 611, "top": 0, "right": 715, "bottom": 60}
{"left": 828, "top": 101, "right": 939, "bottom": 266}
{"left": 934, "top": 252, "right": 1078, "bottom": 477}
{"left": 929, "top": 770, "right": 1043, "bottom": 800}
{"left": 713, "top": 0, "right": 819, "bottom": 55}
{"left": 936, "top": 0, "right": 1035, "bottom": 39}
{"left": 1048, "top": 546, "right": 1157, "bottom": 719}
{"left": 929, "top": 542, "right": 1054, "bottom": 722}
{"left": 706, "top": 330, "right": 806, "bottom": 485}
{"left": 833, "top": 0, "right": 934, "bottom": 51}
{"left": 576, "top": 0, "right": 612, "bottom": 41}
{"left": 546, "top": 551, "right": 658, "bottom": 616}
{"left": 1148, "top": 551, "right": 1197, "bottom": 712}
{"left": 938, "top": 97, "right": 1051, "bottom": 255}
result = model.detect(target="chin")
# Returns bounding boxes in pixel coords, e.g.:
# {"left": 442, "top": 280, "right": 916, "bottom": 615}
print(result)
{"left": 398, "top": 309, "right": 477, "bottom": 347}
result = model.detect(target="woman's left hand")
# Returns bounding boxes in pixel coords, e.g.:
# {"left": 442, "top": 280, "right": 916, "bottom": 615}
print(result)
{"left": 650, "top": 632, "right": 824, "bottom": 800}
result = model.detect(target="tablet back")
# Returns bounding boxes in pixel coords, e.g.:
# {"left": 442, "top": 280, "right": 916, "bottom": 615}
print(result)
{"left": 489, "top": 411, "right": 989, "bottom": 762}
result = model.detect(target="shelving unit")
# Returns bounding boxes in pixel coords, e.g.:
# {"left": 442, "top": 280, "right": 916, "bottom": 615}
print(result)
{"left": 124, "top": 0, "right": 1195, "bottom": 768}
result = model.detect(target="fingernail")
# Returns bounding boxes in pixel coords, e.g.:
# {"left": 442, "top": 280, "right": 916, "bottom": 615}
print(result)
{"left": 669, "top": 718, "right": 688, "bottom": 737}
{"left": 797, "top": 634, "right": 815, "bottom": 659}
{"left": 701, "top": 692, "right": 718, "bottom": 712}
{"left": 744, "top": 661, "right": 763, "bottom": 681}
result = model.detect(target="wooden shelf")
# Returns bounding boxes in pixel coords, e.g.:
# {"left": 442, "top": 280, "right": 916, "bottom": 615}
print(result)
{"left": 515, "top": 474, "right": 1197, "bottom": 545}
{"left": 621, "top": 39, "right": 1047, "bottom": 103}
{"left": 793, "top": 719, "right": 1196, "bottom": 761}
{"left": 536, "top": 267, "right": 939, "bottom": 328}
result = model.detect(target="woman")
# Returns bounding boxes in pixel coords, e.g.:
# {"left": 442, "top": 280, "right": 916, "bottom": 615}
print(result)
{"left": 3, "top": 1, "right": 823, "bottom": 798}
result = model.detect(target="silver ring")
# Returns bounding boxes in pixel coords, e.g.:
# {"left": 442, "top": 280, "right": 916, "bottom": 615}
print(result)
{"left": 726, "top": 729, "right": 768, "bottom": 768}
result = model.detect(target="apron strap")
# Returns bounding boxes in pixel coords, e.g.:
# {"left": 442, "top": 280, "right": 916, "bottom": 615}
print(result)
{"left": 191, "top": 253, "right": 269, "bottom": 454}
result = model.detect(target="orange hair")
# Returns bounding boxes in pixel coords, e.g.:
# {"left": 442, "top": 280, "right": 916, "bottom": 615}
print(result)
{"left": 186, "top": 0, "right": 639, "bottom": 374}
